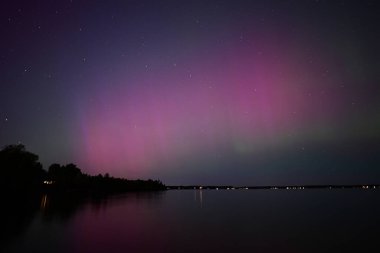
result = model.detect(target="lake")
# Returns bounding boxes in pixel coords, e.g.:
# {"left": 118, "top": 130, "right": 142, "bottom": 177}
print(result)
{"left": 2, "top": 189, "right": 379, "bottom": 253}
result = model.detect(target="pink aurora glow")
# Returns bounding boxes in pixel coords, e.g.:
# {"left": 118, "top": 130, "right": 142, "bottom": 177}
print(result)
{"left": 75, "top": 40, "right": 343, "bottom": 179}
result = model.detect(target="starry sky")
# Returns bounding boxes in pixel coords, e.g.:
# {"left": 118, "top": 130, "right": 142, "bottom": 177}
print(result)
{"left": 1, "top": 0, "right": 379, "bottom": 185}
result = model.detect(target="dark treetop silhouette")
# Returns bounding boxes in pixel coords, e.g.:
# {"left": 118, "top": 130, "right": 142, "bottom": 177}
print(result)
{"left": 0, "top": 144, "right": 166, "bottom": 193}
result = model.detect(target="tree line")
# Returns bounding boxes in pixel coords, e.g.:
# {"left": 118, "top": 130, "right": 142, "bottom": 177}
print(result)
{"left": 0, "top": 144, "right": 165, "bottom": 192}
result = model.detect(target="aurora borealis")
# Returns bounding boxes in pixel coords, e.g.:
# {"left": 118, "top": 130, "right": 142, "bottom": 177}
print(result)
{"left": 1, "top": 0, "right": 379, "bottom": 185}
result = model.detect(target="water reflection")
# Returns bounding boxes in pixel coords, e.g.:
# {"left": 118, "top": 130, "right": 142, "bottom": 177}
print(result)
{"left": 0, "top": 193, "right": 40, "bottom": 251}
{"left": 194, "top": 189, "right": 203, "bottom": 208}
{"left": 40, "top": 191, "right": 165, "bottom": 222}
{"left": 40, "top": 194, "right": 48, "bottom": 210}
{"left": 2, "top": 190, "right": 380, "bottom": 253}
{"left": 2, "top": 191, "right": 166, "bottom": 253}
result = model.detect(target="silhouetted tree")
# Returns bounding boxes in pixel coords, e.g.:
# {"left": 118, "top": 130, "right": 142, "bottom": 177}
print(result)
{"left": 48, "top": 163, "right": 82, "bottom": 180}
{"left": 48, "top": 163, "right": 83, "bottom": 189}
{"left": 0, "top": 144, "right": 165, "bottom": 193}
{"left": 48, "top": 163, "right": 62, "bottom": 176}
{"left": 0, "top": 144, "right": 46, "bottom": 190}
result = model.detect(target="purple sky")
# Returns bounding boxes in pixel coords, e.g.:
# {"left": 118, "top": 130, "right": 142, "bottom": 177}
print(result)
{"left": 1, "top": 0, "right": 379, "bottom": 185}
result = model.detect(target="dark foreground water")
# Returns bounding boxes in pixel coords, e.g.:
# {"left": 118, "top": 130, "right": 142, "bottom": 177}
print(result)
{"left": 2, "top": 189, "right": 379, "bottom": 253}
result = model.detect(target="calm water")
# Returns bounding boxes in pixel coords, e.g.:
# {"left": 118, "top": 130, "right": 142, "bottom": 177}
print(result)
{"left": 2, "top": 189, "right": 379, "bottom": 253}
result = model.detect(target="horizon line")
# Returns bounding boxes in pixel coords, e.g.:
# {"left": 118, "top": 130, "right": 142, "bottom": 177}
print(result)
{"left": 167, "top": 184, "right": 380, "bottom": 190}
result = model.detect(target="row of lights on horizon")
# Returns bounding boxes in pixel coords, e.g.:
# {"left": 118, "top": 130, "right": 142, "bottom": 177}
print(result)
{"left": 170, "top": 185, "right": 377, "bottom": 190}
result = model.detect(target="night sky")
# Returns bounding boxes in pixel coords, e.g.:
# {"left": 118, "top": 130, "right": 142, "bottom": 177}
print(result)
{"left": 1, "top": 0, "right": 379, "bottom": 185}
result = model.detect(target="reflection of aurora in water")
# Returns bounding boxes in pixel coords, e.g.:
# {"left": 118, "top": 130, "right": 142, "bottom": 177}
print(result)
{"left": 4, "top": 190, "right": 380, "bottom": 253}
